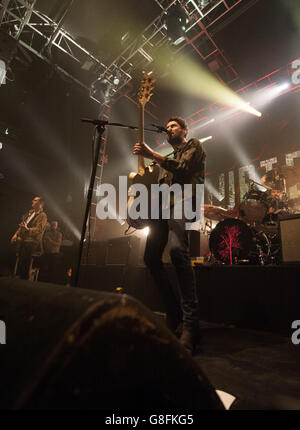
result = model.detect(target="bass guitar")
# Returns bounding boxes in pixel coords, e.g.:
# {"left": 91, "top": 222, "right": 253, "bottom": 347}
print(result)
{"left": 127, "top": 71, "right": 160, "bottom": 229}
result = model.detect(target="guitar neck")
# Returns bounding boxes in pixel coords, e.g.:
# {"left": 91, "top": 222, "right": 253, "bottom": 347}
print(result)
{"left": 138, "top": 102, "right": 146, "bottom": 173}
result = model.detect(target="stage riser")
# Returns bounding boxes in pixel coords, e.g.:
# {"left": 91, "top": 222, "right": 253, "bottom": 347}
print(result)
{"left": 79, "top": 265, "right": 300, "bottom": 334}
{"left": 195, "top": 265, "right": 300, "bottom": 334}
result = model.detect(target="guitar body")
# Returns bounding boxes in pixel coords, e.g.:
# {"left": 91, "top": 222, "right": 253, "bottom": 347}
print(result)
{"left": 127, "top": 71, "right": 159, "bottom": 230}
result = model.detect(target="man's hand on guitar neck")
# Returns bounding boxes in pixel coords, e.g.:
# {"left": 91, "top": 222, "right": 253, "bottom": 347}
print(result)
{"left": 133, "top": 142, "right": 165, "bottom": 165}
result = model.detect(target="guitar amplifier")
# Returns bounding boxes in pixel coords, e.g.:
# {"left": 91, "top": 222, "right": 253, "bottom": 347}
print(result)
{"left": 105, "top": 236, "right": 140, "bottom": 266}
{"left": 279, "top": 214, "right": 300, "bottom": 263}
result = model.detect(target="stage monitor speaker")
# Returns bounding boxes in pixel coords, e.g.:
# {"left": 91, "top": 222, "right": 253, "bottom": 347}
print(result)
{"left": 0, "top": 277, "right": 223, "bottom": 410}
{"left": 279, "top": 214, "right": 300, "bottom": 263}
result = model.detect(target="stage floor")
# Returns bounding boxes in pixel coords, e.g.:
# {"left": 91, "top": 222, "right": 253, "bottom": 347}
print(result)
{"left": 192, "top": 322, "right": 300, "bottom": 410}
{"left": 78, "top": 264, "right": 300, "bottom": 409}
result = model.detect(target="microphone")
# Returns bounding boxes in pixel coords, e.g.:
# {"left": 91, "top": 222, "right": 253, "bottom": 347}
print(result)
{"left": 81, "top": 118, "right": 108, "bottom": 126}
{"left": 151, "top": 124, "right": 170, "bottom": 134}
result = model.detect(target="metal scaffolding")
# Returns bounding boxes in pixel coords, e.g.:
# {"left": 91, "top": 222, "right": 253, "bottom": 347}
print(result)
{"left": 0, "top": 0, "right": 249, "bottom": 106}
{"left": 0, "top": 0, "right": 111, "bottom": 102}
{"left": 95, "top": 0, "right": 245, "bottom": 95}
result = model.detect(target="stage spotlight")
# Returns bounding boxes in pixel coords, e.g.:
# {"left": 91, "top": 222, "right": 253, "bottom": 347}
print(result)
{"left": 200, "top": 136, "right": 213, "bottom": 143}
{"left": 91, "top": 78, "right": 113, "bottom": 104}
{"left": 113, "top": 70, "right": 121, "bottom": 87}
{"left": 205, "top": 180, "right": 224, "bottom": 202}
{"left": 113, "top": 76, "right": 120, "bottom": 86}
{"left": 0, "top": 59, "right": 7, "bottom": 86}
{"left": 165, "top": 3, "right": 189, "bottom": 46}
{"left": 274, "top": 82, "right": 291, "bottom": 95}
{"left": 118, "top": 218, "right": 126, "bottom": 226}
{"left": 0, "top": 142, "right": 3, "bottom": 150}
{"left": 275, "top": 82, "right": 290, "bottom": 92}
{"left": 143, "top": 227, "right": 150, "bottom": 237}
{"left": 199, "top": 0, "right": 210, "bottom": 8}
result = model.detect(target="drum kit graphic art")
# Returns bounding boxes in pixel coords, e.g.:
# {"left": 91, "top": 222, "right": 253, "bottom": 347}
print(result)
{"left": 204, "top": 165, "right": 300, "bottom": 265}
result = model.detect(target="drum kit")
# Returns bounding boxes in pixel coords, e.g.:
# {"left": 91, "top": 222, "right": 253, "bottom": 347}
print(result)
{"left": 203, "top": 166, "right": 300, "bottom": 265}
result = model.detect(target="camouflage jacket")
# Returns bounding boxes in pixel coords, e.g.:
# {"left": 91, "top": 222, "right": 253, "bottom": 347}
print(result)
{"left": 160, "top": 137, "right": 206, "bottom": 188}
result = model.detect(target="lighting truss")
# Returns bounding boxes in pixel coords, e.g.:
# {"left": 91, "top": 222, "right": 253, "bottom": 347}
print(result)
{"left": 100, "top": 0, "right": 245, "bottom": 93}
{"left": 0, "top": 0, "right": 252, "bottom": 106}
{"left": 0, "top": 0, "right": 124, "bottom": 103}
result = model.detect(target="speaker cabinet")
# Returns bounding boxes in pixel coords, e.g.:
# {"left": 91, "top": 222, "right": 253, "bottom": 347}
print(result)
{"left": 279, "top": 214, "right": 300, "bottom": 263}
{"left": 105, "top": 236, "right": 140, "bottom": 266}
{"left": 189, "top": 230, "right": 210, "bottom": 258}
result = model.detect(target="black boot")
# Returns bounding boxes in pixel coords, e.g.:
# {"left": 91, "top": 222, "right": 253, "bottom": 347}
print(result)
{"left": 179, "top": 327, "right": 201, "bottom": 354}
{"left": 165, "top": 305, "right": 182, "bottom": 336}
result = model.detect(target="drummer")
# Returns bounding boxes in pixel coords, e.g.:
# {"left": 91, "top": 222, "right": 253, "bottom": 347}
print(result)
{"left": 261, "top": 166, "right": 287, "bottom": 214}
{"left": 261, "top": 166, "right": 286, "bottom": 195}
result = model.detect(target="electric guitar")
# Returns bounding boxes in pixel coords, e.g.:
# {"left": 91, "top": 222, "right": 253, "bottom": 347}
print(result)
{"left": 127, "top": 72, "right": 160, "bottom": 229}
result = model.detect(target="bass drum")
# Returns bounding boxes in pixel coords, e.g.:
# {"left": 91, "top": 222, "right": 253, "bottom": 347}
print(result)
{"left": 209, "top": 218, "right": 270, "bottom": 265}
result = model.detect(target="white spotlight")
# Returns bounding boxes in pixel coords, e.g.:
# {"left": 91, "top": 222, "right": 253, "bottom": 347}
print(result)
{"left": 143, "top": 227, "right": 150, "bottom": 237}
{"left": 276, "top": 82, "right": 291, "bottom": 92}
{"left": 118, "top": 218, "right": 126, "bottom": 226}
{"left": 200, "top": 136, "right": 213, "bottom": 144}
{"left": 205, "top": 181, "right": 224, "bottom": 202}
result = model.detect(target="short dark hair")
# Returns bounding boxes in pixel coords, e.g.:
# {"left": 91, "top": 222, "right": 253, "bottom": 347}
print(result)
{"left": 167, "top": 116, "right": 188, "bottom": 130}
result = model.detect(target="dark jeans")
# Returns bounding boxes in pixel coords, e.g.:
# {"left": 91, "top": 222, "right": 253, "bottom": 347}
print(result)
{"left": 144, "top": 216, "right": 199, "bottom": 331}
{"left": 16, "top": 241, "right": 39, "bottom": 280}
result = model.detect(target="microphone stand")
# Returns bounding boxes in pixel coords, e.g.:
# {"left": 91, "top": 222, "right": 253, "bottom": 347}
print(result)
{"left": 73, "top": 119, "right": 165, "bottom": 287}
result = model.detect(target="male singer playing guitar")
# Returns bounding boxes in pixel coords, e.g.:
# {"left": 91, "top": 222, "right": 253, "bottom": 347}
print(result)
{"left": 11, "top": 196, "right": 47, "bottom": 279}
{"left": 133, "top": 117, "right": 206, "bottom": 354}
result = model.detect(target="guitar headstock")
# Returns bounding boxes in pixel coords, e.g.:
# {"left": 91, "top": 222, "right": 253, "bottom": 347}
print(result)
{"left": 138, "top": 71, "right": 155, "bottom": 107}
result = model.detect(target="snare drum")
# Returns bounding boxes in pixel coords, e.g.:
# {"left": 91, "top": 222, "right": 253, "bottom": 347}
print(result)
{"left": 239, "top": 190, "right": 268, "bottom": 223}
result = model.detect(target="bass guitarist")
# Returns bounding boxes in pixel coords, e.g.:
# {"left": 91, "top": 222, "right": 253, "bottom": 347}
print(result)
{"left": 133, "top": 116, "right": 206, "bottom": 354}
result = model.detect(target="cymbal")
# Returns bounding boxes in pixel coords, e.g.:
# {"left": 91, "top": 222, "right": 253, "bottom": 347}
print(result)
{"left": 203, "top": 205, "right": 230, "bottom": 221}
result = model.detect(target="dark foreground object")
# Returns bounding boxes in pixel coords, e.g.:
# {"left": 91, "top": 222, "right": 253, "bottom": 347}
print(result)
{"left": 0, "top": 277, "right": 223, "bottom": 410}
